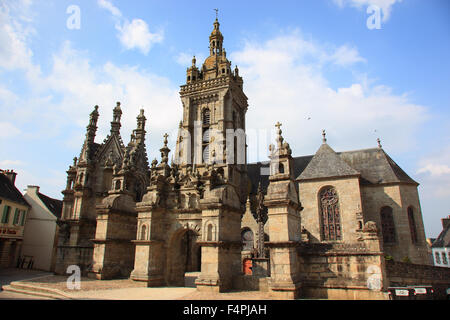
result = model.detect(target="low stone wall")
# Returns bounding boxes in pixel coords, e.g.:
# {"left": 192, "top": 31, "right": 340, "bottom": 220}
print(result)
{"left": 386, "top": 260, "right": 450, "bottom": 296}
{"left": 297, "top": 242, "right": 388, "bottom": 300}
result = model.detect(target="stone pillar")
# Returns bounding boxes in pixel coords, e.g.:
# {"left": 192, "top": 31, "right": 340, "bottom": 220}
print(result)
{"left": 195, "top": 186, "right": 242, "bottom": 293}
{"left": 265, "top": 195, "right": 303, "bottom": 299}
{"left": 264, "top": 122, "right": 303, "bottom": 299}
{"left": 89, "top": 194, "right": 137, "bottom": 280}
{"left": 130, "top": 206, "right": 166, "bottom": 286}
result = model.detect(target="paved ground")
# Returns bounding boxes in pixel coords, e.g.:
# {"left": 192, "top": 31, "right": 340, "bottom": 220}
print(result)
{"left": 0, "top": 290, "right": 54, "bottom": 300}
{"left": 0, "top": 268, "right": 273, "bottom": 300}
{"left": 0, "top": 268, "right": 52, "bottom": 289}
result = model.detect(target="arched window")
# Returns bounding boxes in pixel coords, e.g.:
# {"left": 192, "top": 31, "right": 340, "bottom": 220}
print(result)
{"left": 408, "top": 207, "right": 418, "bottom": 244}
{"left": 278, "top": 163, "right": 285, "bottom": 174}
{"left": 319, "top": 187, "right": 341, "bottom": 241}
{"left": 380, "top": 206, "right": 396, "bottom": 243}
{"left": 140, "top": 225, "right": 147, "bottom": 240}
{"left": 115, "top": 180, "right": 121, "bottom": 190}
{"left": 241, "top": 228, "right": 254, "bottom": 251}
{"left": 207, "top": 224, "right": 213, "bottom": 241}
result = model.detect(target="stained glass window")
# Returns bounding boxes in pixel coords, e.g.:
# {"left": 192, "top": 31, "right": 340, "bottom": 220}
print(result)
{"left": 380, "top": 206, "right": 396, "bottom": 244}
{"left": 320, "top": 187, "right": 341, "bottom": 241}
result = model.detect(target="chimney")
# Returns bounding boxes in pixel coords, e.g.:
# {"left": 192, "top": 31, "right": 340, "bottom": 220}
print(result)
{"left": 27, "top": 185, "right": 40, "bottom": 194}
{"left": 442, "top": 215, "right": 450, "bottom": 230}
{"left": 2, "top": 169, "right": 17, "bottom": 185}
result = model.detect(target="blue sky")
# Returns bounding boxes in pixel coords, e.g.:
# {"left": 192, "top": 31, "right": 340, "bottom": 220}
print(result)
{"left": 0, "top": 0, "right": 449, "bottom": 238}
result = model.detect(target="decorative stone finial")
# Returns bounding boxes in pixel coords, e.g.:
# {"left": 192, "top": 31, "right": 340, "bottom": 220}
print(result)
{"left": 377, "top": 138, "right": 382, "bottom": 149}
{"left": 160, "top": 133, "right": 170, "bottom": 165}
{"left": 192, "top": 56, "right": 196, "bottom": 66}
{"left": 322, "top": 129, "right": 327, "bottom": 144}
{"left": 275, "top": 122, "right": 284, "bottom": 149}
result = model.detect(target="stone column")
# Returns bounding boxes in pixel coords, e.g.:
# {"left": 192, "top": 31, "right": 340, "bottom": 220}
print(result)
{"left": 195, "top": 186, "right": 242, "bottom": 293}
{"left": 265, "top": 194, "right": 303, "bottom": 299}
{"left": 89, "top": 194, "right": 137, "bottom": 280}
{"left": 130, "top": 207, "right": 166, "bottom": 286}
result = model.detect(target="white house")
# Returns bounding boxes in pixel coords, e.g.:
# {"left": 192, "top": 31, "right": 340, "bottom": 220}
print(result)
{"left": 431, "top": 215, "right": 450, "bottom": 268}
{"left": 22, "top": 186, "right": 62, "bottom": 271}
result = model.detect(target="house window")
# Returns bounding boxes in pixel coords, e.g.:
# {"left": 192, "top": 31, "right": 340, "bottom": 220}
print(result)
{"left": 1, "top": 205, "right": 11, "bottom": 224}
{"left": 241, "top": 228, "right": 254, "bottom": 251}
{"left": 442, "top": 252, "right": 448, "bottom": 265}
{"left": 380, "top": 206, "right": 396, "bottom": 244}
{"left": 435, "top": 252, "right": 441, "bottom": 264}
{"left": 407, "top": 207, "right": 418, "bottom": 244}
{"left": 13, "top": 209, "right": 20, "bottom": 225}
{"left": 319, "top": 187, "right": 342, "bottom": 241}
{"left": 20, "top": 210, "right": 27, "bottom": 226}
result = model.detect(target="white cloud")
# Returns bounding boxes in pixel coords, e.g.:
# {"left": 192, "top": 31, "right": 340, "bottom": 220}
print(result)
{"left": 329, "top": 45, "right": 366, "bottom": 66}
{"left": 0, "top": 122, "right": 21, "bottom": 138}
{"left": 116, "top": 19, "right": 163, "bottom": 54}
{"left": 98, "top": 0, "right": 122, "bottom": 18}
{"left": 231, "top": 31, "right": 427, "bottom": 161}
{"left": 0, "top": 160, "right": 25, "bottom": 168}
{"left": 417, "top": 164, "right": 450, "bottom": 177}
{"left": 333, "top": 0, "right": 403, "bottom": 22}
{"left": 97, "top": 0, "right": 163, "bottom": 54}
{"left": 0, "top": 0, "right": 40, "bottom": 77}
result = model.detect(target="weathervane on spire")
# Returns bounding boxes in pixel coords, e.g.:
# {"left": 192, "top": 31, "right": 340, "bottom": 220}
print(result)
{"left": 214, "top": 8, "right": 219, "bottom": 20}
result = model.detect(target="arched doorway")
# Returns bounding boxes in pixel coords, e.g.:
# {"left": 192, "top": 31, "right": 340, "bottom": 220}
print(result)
{"left": 166, "top": 229, "right": 201, "bottom": 286}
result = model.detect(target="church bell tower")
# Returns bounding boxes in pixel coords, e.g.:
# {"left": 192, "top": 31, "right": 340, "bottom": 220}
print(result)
{"left": 176, "top": 17, "right": 248, "bottom": 169}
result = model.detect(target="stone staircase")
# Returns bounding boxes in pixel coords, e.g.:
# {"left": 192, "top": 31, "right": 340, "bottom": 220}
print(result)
{"left": 2, "top": 281, "right": 73, "bottom": 300}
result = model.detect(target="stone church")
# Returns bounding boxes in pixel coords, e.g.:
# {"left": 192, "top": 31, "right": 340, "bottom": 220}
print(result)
{"left": 55, "top": 18, "right": 449, "bottom": 299}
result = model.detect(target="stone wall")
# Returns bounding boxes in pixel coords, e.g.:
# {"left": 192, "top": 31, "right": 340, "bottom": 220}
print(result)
{"left": 299, "top": 177, "right": 363, "bottom": 244}
{"left": 361, "top": 184, "right": 431, "bottom": 265}
{"left": 297, "top": 242, "right": 388, "bottom": 300}
{"left": 386, "top": 260, "right": 450, "bottom": 298}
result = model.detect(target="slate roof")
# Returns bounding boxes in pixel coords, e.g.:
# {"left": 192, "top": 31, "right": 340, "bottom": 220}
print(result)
{"left": 338, "top": 148, "right": 417, "bottom": 185}
{"left": 247, "top": 145, "right": 418, "bottom": 195}
{"left": 0, "top": 172, "right": 30, "bottom": 207}
{"left": 297, "top": 143, "right": 359, "bottom": 181}
{"left": 37, "top": 192, "right": 63, "bottom": 219}
{"left": 432, "top": 224, "right": 450, "bottom": 248}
